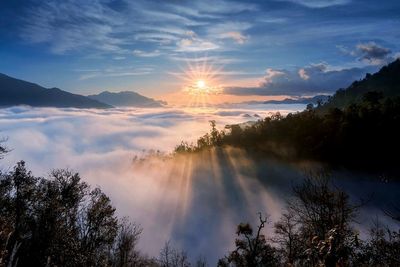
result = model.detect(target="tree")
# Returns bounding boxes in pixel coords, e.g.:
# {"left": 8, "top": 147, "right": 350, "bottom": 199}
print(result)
{"left": 0, "top": 138, "right": 9, "bottom": 160}
{"left": 112, "top": 219, "right": 147, "bottom": 267}
{"left": 0, "top": 161, "right": 144, "bottom": 267}
{"left": 354, "top": 218, "right": 400, "bottom": 266}
{"left": 80, "top": 187, "right": 118, "bottom": 266}
{"left": 158, "top": 241, "right": 191, "bottom": 267}
{"left": 273, "top": 211, "right": 301, "bottom": 265}
{"left": 218, "top": 213, "right": 279, "bottom": 267}
{"left": 286, "top": 175, "right": 361, "bottom": 267}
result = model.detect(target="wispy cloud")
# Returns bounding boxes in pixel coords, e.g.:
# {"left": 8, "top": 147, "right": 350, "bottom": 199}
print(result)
{"left": 133, "top": 49, "right": 161, "bottom": 57}
{"left": 176, "top": 31, "right": 220, "bottom": 52}
{"left": 277, "top": 0, "right": 351, "bottom": 8}
{"left": 77, "top": 66, "right": 154, "bottom": 80}
{"left": 21, "top": 0, "right": 126, "bottom": 54}
{"left": 219, "top": 31, "right": 248, "bottom": 44}
{"left": 19, "top": 0, "right": 256, "bottom": 56}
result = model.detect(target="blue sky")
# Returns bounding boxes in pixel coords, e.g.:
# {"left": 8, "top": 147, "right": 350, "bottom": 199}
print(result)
{"left": 0, "top": 0, "right": 399, "bottom": 99}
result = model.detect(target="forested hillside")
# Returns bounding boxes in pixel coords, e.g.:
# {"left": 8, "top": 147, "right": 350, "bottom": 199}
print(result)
{"left": 176, "top": 60, "right": 400, "bottom": 171}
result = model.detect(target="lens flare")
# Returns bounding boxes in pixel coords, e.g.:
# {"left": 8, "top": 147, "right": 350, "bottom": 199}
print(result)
{"left": 197, "top": 80, "right": 206, "bottom": 89}
{"left": 170, "top": 56, "right": 223, "bottom": 108}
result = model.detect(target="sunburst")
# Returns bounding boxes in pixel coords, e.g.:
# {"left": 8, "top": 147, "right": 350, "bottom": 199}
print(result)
{"left": 174, "top": 56, "right": 223, "bottom": 94}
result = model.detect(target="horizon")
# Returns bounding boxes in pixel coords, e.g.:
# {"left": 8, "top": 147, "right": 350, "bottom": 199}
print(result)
{"left": 1, "top": 0, "right": 400, "bottom": 105}
{"left": 1, "top": 1, "right": 400, "bottom": 265}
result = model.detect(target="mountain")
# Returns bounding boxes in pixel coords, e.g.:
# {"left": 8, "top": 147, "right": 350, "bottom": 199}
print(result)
{"left": 88, "top": 91, "right": 166, "bottom": 107}
{"left": 263, "top": 95, "right": 330, "bottom": 105}
{"left": 0, "top": 73, "right": 111, "bottom": 108}
{"left": 323, "top": 58, "right": 400, "bottom": 109}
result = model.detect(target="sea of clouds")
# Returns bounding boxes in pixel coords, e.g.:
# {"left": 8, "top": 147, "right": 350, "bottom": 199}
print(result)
{"left": 0, "top": 104, "right": 398, "bottom": 263}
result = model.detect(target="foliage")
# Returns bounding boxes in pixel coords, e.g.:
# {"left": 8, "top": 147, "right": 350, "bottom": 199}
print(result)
{"left": 0, "top": 161, "right": 147, "bottom": 267}
{"left": 158, "top": 241, "right": 191, "bottom": 267}
{"left": 0, "top": 158, "right": 399, "bottom": 266}
{"left": 176, "top": 93, "right": 400, "bottom": 170}
{"left": 220, "top": 176, "right": 400, "bottom": 267}
{"left": 218, "top": 214, "right": 280, "bottom": 267}
{"left": 323, "top": 59, "right": 400, "bottom": 110}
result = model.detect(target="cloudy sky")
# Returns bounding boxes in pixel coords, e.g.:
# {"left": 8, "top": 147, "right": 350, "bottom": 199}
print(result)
{"left": 1, "top": 0, "right": 400, "bottom": 101}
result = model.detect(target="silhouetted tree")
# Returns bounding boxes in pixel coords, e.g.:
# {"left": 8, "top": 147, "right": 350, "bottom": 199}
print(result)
{"left": 287, "top": 175, "right": 360, "bottom": 267}
{"left": 218, "top": 213, "right": 279, "bottom": 267}
{"left": 0, "top": 160, "right": 146, "bottom": 267}
{"left": 273, "top": 211, "right": 302, "bottom": 265}
{"left": 158, "top": 241, "right": 191, "bottom": 267}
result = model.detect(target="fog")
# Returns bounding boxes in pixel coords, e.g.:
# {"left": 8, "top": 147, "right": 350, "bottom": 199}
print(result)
{"left": 0, "top": 104, "right": 399, "bottom": 263}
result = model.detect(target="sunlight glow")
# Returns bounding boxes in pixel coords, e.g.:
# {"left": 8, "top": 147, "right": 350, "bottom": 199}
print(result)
{"left": 170, "top": 56, "right": 224, "bottom": 107}
{"left": 197, "top": 80, "right": 206, "bottom": 89}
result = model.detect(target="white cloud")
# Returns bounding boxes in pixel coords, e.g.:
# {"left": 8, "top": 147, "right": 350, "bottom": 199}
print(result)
{"left": 21, "top": 0, "right": 126, "bottom": 54}
{"left": 225, "top": 63, "right": 375, "bottom": 96}
{"left": 0, "top": 105, "right": 304, "bottom": 261}
{"left": 77, "top": 66, "right": 154, "bottom": 80}
{"left": 298, "top": 68, "right": 310, "bottom": 80}
{"left": 19, "top": 0, "right": 251, "bottom": 56}
{"left": 176, "top": 38, "right": 219, "bottom": 52}
{"left": 133, "top": 49, "right": 161, "bottom": 57}
{"left": 278, "top": 0, "right": 351, "bottom": 8}
{"left": 220, "top": 31, "right": 248, "bottom": 44}
{"left": 0, "top": 105, "right": 396, "bottom": 262}
{"left": 262, "top": 68, "right": 286, "bottom": 84}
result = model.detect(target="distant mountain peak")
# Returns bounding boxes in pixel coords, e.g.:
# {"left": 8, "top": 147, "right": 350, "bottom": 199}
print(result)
{"left": 0, "top": 73, "right": 112, "bottom": 108}
{"left": 88, "top": 90, "right": 167, "bottom": 107}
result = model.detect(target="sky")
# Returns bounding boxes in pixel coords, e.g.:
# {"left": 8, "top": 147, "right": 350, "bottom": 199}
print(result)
{"left": 1, "top": 0, "right": 400, "bottom": 103}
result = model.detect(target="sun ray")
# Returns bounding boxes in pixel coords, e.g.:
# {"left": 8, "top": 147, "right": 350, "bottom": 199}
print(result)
{"left": 171, "top": 54, "right": 224, "bottom": 107}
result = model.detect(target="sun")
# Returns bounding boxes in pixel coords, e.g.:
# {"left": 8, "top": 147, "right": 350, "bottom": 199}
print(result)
{"left": 196, "top": 80, "right": 206, "bottom": 89}
{"left": 169, "top": 55, "right": 224, "bottom": 107}
{"left": 175, "top": 59, "right": 223, "bottom": 96}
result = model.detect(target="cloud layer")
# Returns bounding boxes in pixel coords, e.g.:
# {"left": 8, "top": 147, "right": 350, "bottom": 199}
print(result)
{"left": 0, "top": 105, "right": 303, "bottom": 261}
{"left": 0, "top": 105, "right": 398, "bottom": 263}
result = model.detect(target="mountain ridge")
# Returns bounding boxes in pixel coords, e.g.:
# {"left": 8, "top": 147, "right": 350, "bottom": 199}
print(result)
{"left": 322, "top": 58, "right": 400, "bottom": 109}
{"left": 88, "top": 90, "right": 166, "bottom": 107}
{"left": 0, "top": 73, "right": 112, "bottom": 108}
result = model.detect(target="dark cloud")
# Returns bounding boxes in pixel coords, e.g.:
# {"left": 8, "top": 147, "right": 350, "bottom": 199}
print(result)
{"left": 224, "top": 64, "right": 375, "bottom": 96}
{"left": 338, "top": 42, "right": 395, "bottom": 66}
{"left": 356, "top": 42, "right": 392, "bottom": 65}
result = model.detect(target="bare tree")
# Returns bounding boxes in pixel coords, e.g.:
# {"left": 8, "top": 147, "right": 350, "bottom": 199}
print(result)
{"left": 273, "top": 211, "right": 301, "bottom": 265}
{"left": 158, "top": 241, "right": 191, "bottom": 267}
{"left": 218, "top": 213, "right": 279, "bottom": 267}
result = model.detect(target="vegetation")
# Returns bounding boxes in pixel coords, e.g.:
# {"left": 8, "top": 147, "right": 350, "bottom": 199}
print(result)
{"left": 218, "top": 175, "right": 400, "bottom": 267}
{"left": 175, "top": 60, "right": 400, "bottom": 171}
{"left": 176, "top": 92, "right": 400, "bottom": 171}
{"left": 323, "top": 59, "right": 400, "bottom": 110}
{"left": 1, "top": 142, "right": 399, "bottom": 266}
{"left": 2, "top": 60, "right": 400, "bottom": 266}
{"left": 0, "top": 161, "right": 152, "bottom": 267}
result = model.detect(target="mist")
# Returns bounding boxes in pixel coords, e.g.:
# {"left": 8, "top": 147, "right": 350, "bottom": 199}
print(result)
{"left": 0, "top": 104, "right": 399, "bottom": 263}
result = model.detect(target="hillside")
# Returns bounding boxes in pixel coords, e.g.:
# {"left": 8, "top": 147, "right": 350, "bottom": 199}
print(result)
{"left": 322, "top": 59, "right": 400, "bottom": 109}
{"left": 88, "top": 91, "right": 166, "bottom": 107}
{"left": 0, "top": 73, "right": 111, "bottom": 108}
{"left": 176, "top": 59, "right": 400, "bottom": 171}
{"left": 263, "top": 95, "right": 330, "bottom": 105}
